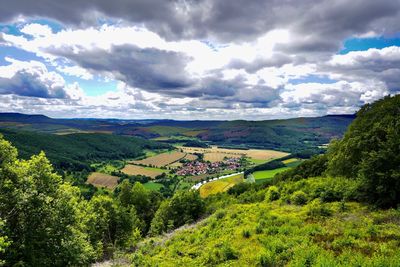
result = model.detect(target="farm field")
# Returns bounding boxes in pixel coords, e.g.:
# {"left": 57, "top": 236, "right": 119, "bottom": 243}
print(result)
{"left": 252, "top": 166, "right": 291, "bottom": 183}
{"left": 184, "top": 153, "right": 198, "bottom": 161}
{"left": 130, "top": 151, "right": 186, "bottom": 167}
{"left": 143, "top": 182, "right": 164, "bottom": 191}
{"left": 121, "top": 164, "right": 165, "bottom": 178}
{"left": 199, "top": 173, "right": 244, "bottom": 198}
{"left": 179, "top": 146, "right": 289, "bottom": 162}
{"left": 86, "top": 172, "right": 119, "bottom": 189}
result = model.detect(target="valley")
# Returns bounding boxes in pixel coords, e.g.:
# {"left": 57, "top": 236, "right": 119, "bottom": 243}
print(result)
{"left": 0, "top": 95, "right": 399, "bottom": 266}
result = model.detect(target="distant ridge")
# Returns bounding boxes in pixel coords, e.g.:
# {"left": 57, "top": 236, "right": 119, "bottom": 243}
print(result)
{"left": 0, "top": 112, "right": 356, "bottom": 122}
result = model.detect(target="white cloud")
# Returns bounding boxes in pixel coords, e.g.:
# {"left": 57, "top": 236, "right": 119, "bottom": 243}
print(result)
{"left": 0, "top": 57, "right": 84, "bottom": 99}
{"left": 282, "top": 80, "right": 388, "bottom": 108}
{"left": 329, "top": 46, "right": 400, "bottom": 67}
{"left": 0, "top": 18, "right": 399, "bottom": 119}
{"left": 20, "top": 23, "right": 53, "bottom": 38}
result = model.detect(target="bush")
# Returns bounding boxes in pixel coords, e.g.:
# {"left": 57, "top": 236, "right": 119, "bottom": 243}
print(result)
{"left": 242, "top": 229, "right": 251, "bottom": 238}
{"left": 259, "top": 251, "right": 275, "bottom": 267}
{"left": 265, "top": 186, "right": 280, "bottom": 202}
{"left": 306, "top": 199, "right": 333, "bottom": 218}
{"left": 215, "top": 210, "right": 226, "bottom": 220}
{"left": 291, "top": 191, "right": 308, "bottom": 205}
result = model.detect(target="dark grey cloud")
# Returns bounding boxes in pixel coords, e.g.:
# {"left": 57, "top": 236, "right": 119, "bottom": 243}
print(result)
{"left": 48, "top": 44, "right": 194, "bottom": 91}
{"left": 1, "top": 0, "right": 400, "bottom": 119}
{"left": 45, "top": 42, "right": 281, "bottom": 104}
{"left": 1, "top": 0, "right": 399, "bottom": 45}
{"left": 0, "top": 69, "right": 67, "bottom": 98}
{"left": 227, "top": 53, "right": 294, "bottom": 73}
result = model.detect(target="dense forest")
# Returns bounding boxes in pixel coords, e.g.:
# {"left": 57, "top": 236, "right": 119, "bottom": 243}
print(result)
{"left": 0, "top": 129, "right": 169, "bottom": 171}
{"left": 0, "top": 95, "right": 398, "bottom": 266}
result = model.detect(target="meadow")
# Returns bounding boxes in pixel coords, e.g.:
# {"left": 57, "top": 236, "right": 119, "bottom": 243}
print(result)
{"left": 143, "top": 182, "right": 164, "bottom": 191}
{"left": 252, "top": 166, "right": 291, "bottom": 183}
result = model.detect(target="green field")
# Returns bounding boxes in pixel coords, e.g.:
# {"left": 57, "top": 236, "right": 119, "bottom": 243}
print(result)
{"left": 252, "top": 166, "right": 291, "bottom": 183}
{"left": 143, "top": 182, "right": 164, "bottom": 191}
{"left": 91, "top": 160, "right": 125, "bottom": 174}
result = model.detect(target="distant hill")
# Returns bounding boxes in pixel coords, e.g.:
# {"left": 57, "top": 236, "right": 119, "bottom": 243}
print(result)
{"left": 0, "top": 113, "right": 355, "bottom": 153}
{"left": 0, "top": 128, "right": 169, "bottom": 171}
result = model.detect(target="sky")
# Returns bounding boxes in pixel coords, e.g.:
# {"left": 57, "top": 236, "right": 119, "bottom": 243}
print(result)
{"left": 0, "top": 0, "right": 399, "bottom": 120}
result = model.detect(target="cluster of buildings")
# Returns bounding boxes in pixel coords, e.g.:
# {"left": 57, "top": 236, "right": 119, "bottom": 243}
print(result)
{"left": 176, "top": 158, "right": 242, "bottom": 176}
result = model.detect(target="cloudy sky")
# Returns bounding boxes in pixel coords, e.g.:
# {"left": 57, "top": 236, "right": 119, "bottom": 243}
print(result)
{"left": 0, "top": 0, "right": 399, "bottom": 120}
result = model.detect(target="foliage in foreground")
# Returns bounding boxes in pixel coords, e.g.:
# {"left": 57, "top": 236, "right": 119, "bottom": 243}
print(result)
{"left": 0, "top": 137, "right": 204, "bottom": 266}
{"left": 131, "top": 200, "right": 400, "bottom": 266}
{"left": 327, "top": 95, "right": 400, "bottom": 207}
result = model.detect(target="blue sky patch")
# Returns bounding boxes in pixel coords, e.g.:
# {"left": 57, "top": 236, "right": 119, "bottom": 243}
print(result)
{"left": 289, "top": 75, "right": 337, "bottom": 85}
{"left": 340, "top": 35, "right": 400, "bottom": 54}
{"left": 64, "top": 76, "right": 118, "bottom": 96}
{"left": 0, "top": 46, "right": 42, "bottom": 65}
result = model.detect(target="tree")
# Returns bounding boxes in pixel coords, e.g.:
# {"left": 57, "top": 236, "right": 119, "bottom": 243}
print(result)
{"left": 327, "top": 95, "right": 400, "bottom": 207}
{"left": 149, "top": 190, "right": 204, "bottom": 235}
{"left": 0, "top": 137, "right": 94, "bottom": 266}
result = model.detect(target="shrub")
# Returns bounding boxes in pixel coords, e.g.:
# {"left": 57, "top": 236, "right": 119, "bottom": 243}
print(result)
{"left": 291, "top": 190, "right": 308, "bottom": 205}
{"left": 242, "top": 229, "right": 251, "bottom": 238}
{"left": 215, "top": 210, "right": 226, "bottom": 220}
{"left": 265, "top": 186, "right": 280, "bottom": 202}
{"left": 259, "top": 251, "right": 275, "bottom": 267}
{"left": 306, "top": 199, "right": 333, "bottom": 218}
{"left": 255, "top": 224, "right": 263, "bottom": 234}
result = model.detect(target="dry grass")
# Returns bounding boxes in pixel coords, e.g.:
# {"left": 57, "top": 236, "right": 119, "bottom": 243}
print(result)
{"left": 121, "top": 164, "right": 164, "bottom": 178}
{"left": 184, "top": 153, "right": 198, "bottom": 161}
{"left": 204, "top": 152, "right": 241, "bottom": 162}
{"left": 179, "top": 146, "right": 289, "bottom": 162}
{"left": 169, "top": 162, "right": 183, "bottom": 168}
{"left": 199, "top": 173, "right": 244, "bottom": 198}
{"left": 87, "top": 172, "right": 119, "bottom": 189}
{"left": 131, "top": 151, "right": 186, "bottom": 167}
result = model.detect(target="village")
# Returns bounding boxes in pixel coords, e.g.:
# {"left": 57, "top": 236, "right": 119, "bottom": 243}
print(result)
{"left": 175, "top": 157, "right": 242, "bottom": 176}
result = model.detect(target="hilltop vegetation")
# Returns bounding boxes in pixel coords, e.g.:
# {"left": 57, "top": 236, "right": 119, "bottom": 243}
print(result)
{"left": 127, "top": 95, "right": 400, "bottom": 265}
{"left": 0, "top": 137, "right": 203, "bottom": 265}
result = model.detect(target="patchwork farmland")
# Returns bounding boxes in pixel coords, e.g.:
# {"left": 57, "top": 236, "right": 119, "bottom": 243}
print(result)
{"left": 87, "top": 172, "right": 119, "bottom": 189}
{"left": 131, "top": 151, "right": 186, "bottom": 167}
{"left": 121, "top": 164, "right": 165, "bottom": 178}
{"left": 179, "top": 146, "right": 289, "bottom": 162}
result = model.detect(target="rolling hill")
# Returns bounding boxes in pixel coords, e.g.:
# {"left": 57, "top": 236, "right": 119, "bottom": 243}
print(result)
{"left": 0, "top": 113, "right": 355, "bottom": 153}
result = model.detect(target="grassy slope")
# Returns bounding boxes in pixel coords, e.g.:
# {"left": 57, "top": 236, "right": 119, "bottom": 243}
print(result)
{"left": 132, "top": 201, "right": 400, "bottom": 266}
